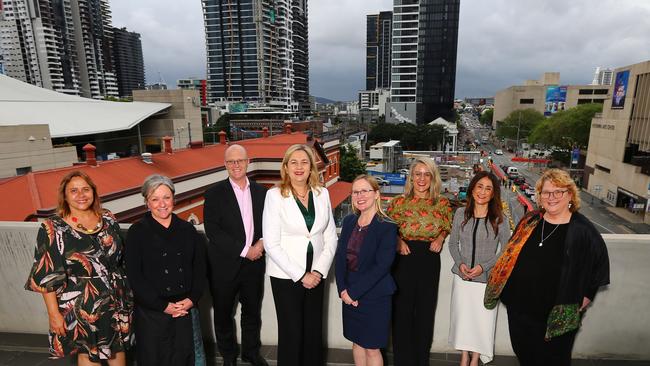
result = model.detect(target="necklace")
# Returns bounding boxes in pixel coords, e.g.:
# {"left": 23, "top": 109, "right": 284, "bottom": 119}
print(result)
{"left": 538, "top": 219, "right": 560, "bottom": 247}
{"left": 293, "top": 188, "right": 309, "bottom": 199}
{"left": 71, "top": 216, "right": 102, "bottom": 234}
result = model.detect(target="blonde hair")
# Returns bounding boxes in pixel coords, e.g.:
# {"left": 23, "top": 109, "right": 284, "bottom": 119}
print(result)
{"left": 535, "top": 168, "right": 581, "bottom": 212}
{"left": 279, "top": 144, "right": 322, "bottom": 197}
{"left": 404, "top": 157, "right": 442, "bottom": 200}
{"left": 351, "top": 175, "right": 390, "bottom": 219}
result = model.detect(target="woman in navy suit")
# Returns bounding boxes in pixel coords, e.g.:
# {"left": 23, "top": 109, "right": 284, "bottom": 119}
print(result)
{"left": 336, "top": 175, "right": 398, "bottom": 366}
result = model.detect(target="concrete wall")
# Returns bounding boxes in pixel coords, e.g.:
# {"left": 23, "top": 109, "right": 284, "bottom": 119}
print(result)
{"left": 0, "top": 125, "right": 78, "bottom": 178}
{"left": 133, "top": 89, "right": 203, "bottom": 149}
{"left": 1, "top": 222, "right": 649, "bottom": 359}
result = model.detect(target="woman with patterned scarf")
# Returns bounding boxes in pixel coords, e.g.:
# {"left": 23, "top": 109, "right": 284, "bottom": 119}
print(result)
{"left": 484, "top": 169, "right": 610, "bottom": 366}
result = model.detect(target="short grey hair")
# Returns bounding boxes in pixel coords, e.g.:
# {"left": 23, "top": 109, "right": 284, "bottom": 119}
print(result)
{"left": 141, "top": 174, "right": 175, "bottom": 201}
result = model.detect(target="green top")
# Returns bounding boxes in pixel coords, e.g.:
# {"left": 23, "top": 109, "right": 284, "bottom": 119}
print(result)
{"left": 295, "top": 190, "right": 315, "bottom": 253}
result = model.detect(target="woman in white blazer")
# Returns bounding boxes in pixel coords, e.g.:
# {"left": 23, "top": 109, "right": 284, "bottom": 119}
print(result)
{"left": 263, "top": 144, "right": 338, "bottom": 366}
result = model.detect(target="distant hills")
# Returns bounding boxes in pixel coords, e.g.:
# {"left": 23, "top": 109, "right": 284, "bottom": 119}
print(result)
{"left": 313, "top": 96, "right": 338, "bottom": 104}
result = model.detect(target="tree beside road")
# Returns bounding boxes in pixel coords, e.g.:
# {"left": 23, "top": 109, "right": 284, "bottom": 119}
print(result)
{"left": 528, "top": 103, "right": 602, "bottom": 149}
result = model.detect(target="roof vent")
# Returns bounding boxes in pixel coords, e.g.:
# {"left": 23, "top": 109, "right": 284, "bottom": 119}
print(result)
{"left": 141, "top": 152, "right": 153, "bottom": 164}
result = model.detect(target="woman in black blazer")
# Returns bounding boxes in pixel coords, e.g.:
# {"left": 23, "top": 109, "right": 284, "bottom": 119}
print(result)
{"left": 335, "top": 175, "right": 398, "bottom": 366}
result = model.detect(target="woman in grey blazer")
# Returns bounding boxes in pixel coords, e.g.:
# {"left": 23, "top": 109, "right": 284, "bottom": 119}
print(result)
{"left": 447, "top": 171, "right": 511, "bottom": 365}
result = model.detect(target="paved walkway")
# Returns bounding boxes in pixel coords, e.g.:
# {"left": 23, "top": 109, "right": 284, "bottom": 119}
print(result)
{"left": 1, "top": 333, "right": 649, "bottom": 366}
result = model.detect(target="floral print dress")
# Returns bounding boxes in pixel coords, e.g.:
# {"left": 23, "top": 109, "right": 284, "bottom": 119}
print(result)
{"left": 25, "top": 211, "right": 133, "bottom": 361}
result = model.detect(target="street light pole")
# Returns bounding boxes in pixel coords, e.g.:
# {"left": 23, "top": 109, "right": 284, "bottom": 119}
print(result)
{"left": 516, "top": 111, "right": 521, "bottom": 156}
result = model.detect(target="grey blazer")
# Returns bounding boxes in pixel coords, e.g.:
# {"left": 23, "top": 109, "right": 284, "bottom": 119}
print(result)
{"left": 447, "top": 207, "right": 511, "bottom": 283}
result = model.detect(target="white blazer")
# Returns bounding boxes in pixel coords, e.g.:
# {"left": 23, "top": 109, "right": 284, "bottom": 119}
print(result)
{"left": 262, "top": 186, "right": 338, "bottom": 282}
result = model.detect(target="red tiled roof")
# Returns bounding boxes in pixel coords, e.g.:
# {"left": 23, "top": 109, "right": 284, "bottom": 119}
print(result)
{"left": 327, "top": 181, "right": 352, "bottom": 209}
{"left": 0, "top": 133, "right": 311, "bottom": 221}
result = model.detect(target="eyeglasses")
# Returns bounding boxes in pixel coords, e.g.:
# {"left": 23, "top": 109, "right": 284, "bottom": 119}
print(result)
{"left": 352, "top": 189, "right": 375, "bottom": 197}
{"left": 225, "top": 159, "right": 247, "bottom": 166}
{"left": 539, "top": 190, "right": 568, "bottom": 199}
{"left": 413, "top": 172, "right": 432, "bottom": 179}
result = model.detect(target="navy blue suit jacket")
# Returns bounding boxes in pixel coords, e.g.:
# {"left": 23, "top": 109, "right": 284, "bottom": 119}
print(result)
{"left": 335, "top": 214, "right": 398, "bottom": 301}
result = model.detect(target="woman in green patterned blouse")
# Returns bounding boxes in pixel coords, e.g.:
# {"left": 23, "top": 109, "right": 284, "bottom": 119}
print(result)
{"left": 386, "top": 157, "right": 453, "bottom": 366}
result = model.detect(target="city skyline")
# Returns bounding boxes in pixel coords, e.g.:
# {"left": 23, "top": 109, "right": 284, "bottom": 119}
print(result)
{"left": 106, "top": 0, "right": 650, "bottom": 101}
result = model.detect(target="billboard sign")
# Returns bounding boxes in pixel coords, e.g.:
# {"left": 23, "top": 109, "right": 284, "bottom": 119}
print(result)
{"left": 612, "top": 70, "right": 630, "bottom": 109}
{"left": 544, "top": 86, "right": 567, "bottom": 116}
{"left": 571, "top": 148, "right": 580, "bottom": 165}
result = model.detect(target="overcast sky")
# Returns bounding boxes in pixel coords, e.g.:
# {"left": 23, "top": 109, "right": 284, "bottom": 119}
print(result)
{"left": 109, "top": 0, "right": 650, "bottom": 101}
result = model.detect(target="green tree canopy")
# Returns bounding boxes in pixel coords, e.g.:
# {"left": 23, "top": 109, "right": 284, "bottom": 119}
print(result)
{"left": 203, "top": 113, "right": 231, "bottom": 142}
{"left": 480, "top": 108, "right": 494, "bottom": 125}
{"left": 401, "top": 124, "right": 445, "bottom": 150}
{"left": 339, "top": 145, "right": 367, "bottom": 182}
{"left": 496, "top": 108, "right": 544, "bottom": 141}
{"left": 368, "top": 122, "right": 445, "bottom": 150}
{"left": 528, "top": 103, "right": 602, "bottom": 149}
{"left": 368, "top": 122, "right": 403, "bottom": 145}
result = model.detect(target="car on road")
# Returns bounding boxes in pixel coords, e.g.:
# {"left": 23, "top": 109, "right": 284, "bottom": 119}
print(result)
{"left": 506, "top": 167, "right": 519, "bottom": 178}
{"left": 495, "top": 149, "right": 503, "bottom": 155}
{"left": 524, "top": 187, "right": 536, "bottom": 197}
{"left": 375, "top": 177, "right": 390, "bottom": 186}
{"left": 513, "top": 176, "right": 526, "bottom": 186}
{"left": 399, "top": 168, "right": 409, "bottom": 175}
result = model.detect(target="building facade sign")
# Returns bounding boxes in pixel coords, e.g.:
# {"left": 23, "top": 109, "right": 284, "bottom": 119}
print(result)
{"left": 612, "top": 70, "right": 630, "bottom": 109}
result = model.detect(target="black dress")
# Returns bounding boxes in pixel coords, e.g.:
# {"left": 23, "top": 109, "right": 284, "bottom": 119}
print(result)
{"left": 501, "top": 221, "right": 576, "bottom": 366}
{"left": 125, "top": 212, "right": 206, "bottom": 366}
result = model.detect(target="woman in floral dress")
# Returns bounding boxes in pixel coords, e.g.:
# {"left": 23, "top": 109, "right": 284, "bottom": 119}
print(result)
{"left": 386, "top": 157, "right": 453, "bottom": 366}
{"left": 25, "top": 170, "right": 133, "bottom": 365}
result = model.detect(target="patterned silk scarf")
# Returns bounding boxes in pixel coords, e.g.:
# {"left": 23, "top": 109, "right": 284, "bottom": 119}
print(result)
{"left": 484, "top": 210, "right": 581, "bottom": 340}
{"left": 484, "top": 210, "right": 542, "bottom": 309}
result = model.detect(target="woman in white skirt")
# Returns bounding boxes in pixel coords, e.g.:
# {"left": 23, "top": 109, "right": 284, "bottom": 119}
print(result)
{"left": 448, "top": 171, "right": 511, "bottom": 365}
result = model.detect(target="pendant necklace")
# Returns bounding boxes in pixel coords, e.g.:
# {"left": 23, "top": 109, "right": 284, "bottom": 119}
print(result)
{"left": 538, "top": 219, "right": 560, "bottom": 247}
{"left": 293, "top": 188, "right": 308, "bottom": 199}
{"left": 71, "top": 216, "right": 102, "bottom": 234}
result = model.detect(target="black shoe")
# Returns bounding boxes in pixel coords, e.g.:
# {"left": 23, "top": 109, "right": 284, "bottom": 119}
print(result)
{"left": 222, "top": 358, "right": 237, "bottom": 366}
{"left": 241, "top": 354, "right": 269, "bottom": 366}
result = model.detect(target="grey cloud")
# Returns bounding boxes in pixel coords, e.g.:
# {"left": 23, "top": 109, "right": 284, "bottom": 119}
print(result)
{"left": 109, "top": 0, "right": 650, "bottom": 101}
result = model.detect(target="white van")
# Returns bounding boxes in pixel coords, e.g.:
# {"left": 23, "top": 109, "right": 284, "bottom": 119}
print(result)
{"left": 506, "top": 167, "right": 519, "bottom": 178}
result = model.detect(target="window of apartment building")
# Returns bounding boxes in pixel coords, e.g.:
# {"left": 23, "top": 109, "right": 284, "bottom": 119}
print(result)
{"left": 519, "top": 98, "right": 534, "bottom": 104}
{"left": 579, "top": 89, "right": 594, "bottom": 95}
{"left": 594, "top": 89, "right": 609, "bottom": 95}
{"left": 16, "top": 166, "right": 32, "bottom": 175}
{"left": 577, "top": 99, "right": 592, "bottom": 104}
{"left": 595, "top": 164, "right": 611, "bottom": 174}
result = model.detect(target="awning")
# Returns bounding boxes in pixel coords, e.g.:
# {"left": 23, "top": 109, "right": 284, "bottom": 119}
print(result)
{"left": 327, "top": 181, "right": 352, "bottom": 209}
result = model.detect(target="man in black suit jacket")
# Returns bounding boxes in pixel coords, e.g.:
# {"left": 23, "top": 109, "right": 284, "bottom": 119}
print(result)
{"left": 204, "top": 144, "right": 268, "bottom": 366}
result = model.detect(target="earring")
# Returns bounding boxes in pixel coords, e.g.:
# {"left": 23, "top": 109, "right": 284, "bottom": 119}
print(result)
{"left": 568, "top": 202, "right": 573, "bottom": 209}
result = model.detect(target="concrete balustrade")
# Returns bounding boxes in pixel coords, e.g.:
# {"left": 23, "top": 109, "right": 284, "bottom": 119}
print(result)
{"left": 1, "top": 222, "right": 648, "bottom": 360}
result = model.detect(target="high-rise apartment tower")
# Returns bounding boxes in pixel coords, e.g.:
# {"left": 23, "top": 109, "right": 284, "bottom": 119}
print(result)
{"left": 366, "top": 11, "right": 392, "bottom": 91}
{"left": 0, "top": 0, "right": 128, "bottom": 99}
{"left": 386, "top": 0, "right": 460, "bottom": 124}
{"left": 202, "top": 0, "right": 310, "bottom": 114}
{"left": 112, "top": 27, "right": 145, "bottom": 97}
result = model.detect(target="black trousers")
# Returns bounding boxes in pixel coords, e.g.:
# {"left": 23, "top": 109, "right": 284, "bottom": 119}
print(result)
{"left": 507, "top": 308, "right": 577, "bottom": 366}
{"left": 211, "top": 258, "right": 265, "bottom": 361}
{"left": 134, "top": 305, "right": 194, "bottom": 366}
{"left": 270, "top": 276, "right": 325, "bottom": 366}
{"left": 391, "top": 240, "right": 441, "bottom": 366}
